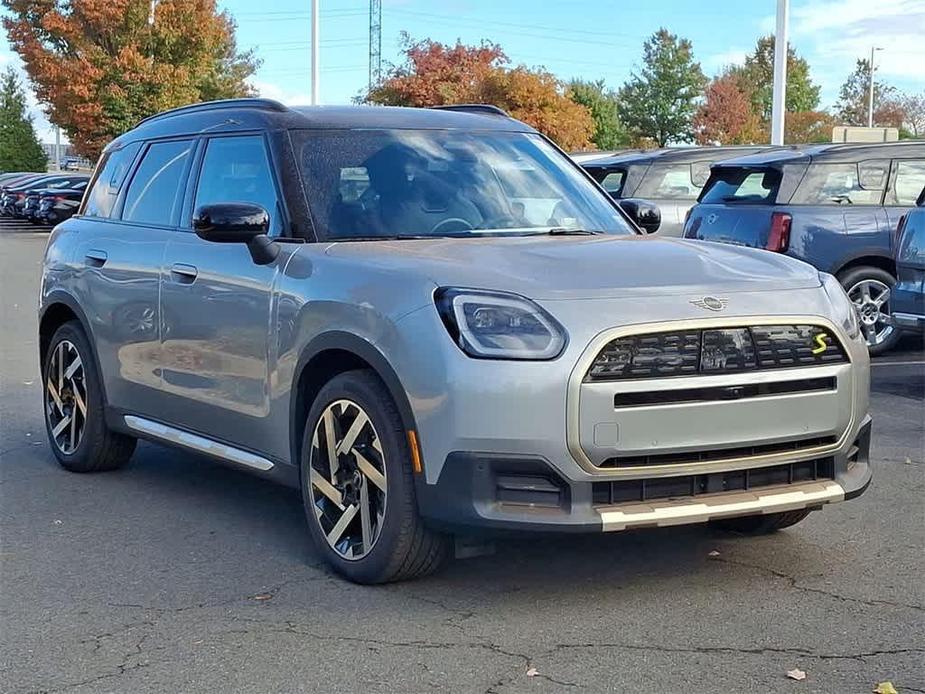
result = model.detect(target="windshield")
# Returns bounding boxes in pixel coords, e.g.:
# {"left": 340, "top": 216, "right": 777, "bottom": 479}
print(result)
{"left": 296, "top": 129, "right": 634, "bottom": 240}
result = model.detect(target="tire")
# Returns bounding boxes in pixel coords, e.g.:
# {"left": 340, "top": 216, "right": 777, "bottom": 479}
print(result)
{"left": 43, "top": 320, "right": 136, "bottom": 472}
{"left": 711, "top": 509, "right": 812, "bottom": 534}
{"left": 838, "top": 265, "right": 901, "bottom": 356}
{"left": 300, "top": 369, "right": 450, "bottom": 584}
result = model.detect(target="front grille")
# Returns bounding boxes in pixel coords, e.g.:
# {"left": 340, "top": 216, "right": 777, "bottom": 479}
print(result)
{"left": 587, "top": 324, "right": 847, "bottom": 382}
{"left": 599, "top": 435, "right": 838, "bottom": 469}
{"left": 613, "top": 376, "right": 836, "bottom": 408}
{"left": 592, "top": 457, "right": 835, "bottom": 506}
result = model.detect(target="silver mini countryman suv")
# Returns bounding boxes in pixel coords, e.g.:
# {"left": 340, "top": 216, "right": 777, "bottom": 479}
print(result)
{"left": 39, "top": 100, "right": 872, "bottom": 583}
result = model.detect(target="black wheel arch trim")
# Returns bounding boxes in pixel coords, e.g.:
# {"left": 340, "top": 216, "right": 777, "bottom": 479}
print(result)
{"left": 830, "top": 250, "right": 896, "bottom": 278}
{"left": 39, "top": 291, "right": 108, "bottom": 406}
{"left": 290, "top": 331, "right": 419, "bottom": 469}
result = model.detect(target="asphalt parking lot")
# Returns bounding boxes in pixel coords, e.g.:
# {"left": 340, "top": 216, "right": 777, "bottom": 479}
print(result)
{"left": 1, "top": 219, "right": 922, "bottom": 694}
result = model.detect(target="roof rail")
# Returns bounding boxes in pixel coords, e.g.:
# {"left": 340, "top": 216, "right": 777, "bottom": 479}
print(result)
{"left": 429, "top": 104, "right": 511, "bottom": 118}
{"left": 136, "top": 98, "right": 289, "bottom": 128}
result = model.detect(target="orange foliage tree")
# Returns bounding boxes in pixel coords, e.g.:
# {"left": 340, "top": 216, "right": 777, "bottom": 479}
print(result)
{"left": 3, "top": 0, "right": 259, "bottom": 157}
{"left": 693, "top": 74, "right": 762, "bottom": 145}
{"left": 366, "top": 35, "right": 594, "bottom": 151}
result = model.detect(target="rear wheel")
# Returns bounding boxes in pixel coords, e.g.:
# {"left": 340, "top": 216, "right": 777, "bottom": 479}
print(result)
{"left": 300, "top": 370, "right": 450, "bottom": 583}
{"left": 711, "top": 509, "right": 812, "bottom": 534}
{"left": 43, "top": 321, "right": 136, "bottom": 472}
{"left": 839, "top": 266, "right": 901, "bottom": 356}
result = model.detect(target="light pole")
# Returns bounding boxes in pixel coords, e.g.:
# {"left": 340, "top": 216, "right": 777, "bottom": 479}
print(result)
{"left": 311, "top": 0, "right": 320, "bottom": 105}
{"left": 868, "top": 46, "right": 883, "bottom": 128}
{"left": 769, "top": 0, "right": 789, "bottom": 145}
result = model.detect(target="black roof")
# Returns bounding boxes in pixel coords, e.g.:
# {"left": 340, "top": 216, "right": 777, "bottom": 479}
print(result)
{"left": 714, "top": 140, "right": 925, "bottom": 168}
{"left": 581, "top": 145, "right": 782, "bottom": 168}
{"left": 108, "top": 99, "right": 536, "bottom": 152}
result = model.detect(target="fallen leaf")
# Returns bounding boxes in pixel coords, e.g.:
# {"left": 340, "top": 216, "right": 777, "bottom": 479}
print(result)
{"left": 787, "top": 669, "right": 807, "bottom": 681}
{"left": 526, "top": 667, "right": 538, "bottom": 677}
{"left": 53, "top": 519, "right": 62, "bottom": 525}
{"left": 873, "top": 683, "right": 898, "bottom": 694}
{"left": 708, "top": 550, "right": 721, "bottom": 558}
{"left": 252, "top": 593, "right": 273, "bottom": 601}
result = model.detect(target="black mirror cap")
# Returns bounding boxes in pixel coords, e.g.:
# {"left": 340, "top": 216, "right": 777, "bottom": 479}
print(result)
{"left": 619, "top": 198, "right": 661, "bottom": 234}
{"left": 193, "top": 203, "right": 278, "bottom": 265}
{"left": 193, "top": 202, "right": 270, "bottom": 242}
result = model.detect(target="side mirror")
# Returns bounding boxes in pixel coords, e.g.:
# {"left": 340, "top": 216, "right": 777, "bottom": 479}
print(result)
{"left": 193, "top": 203, "right": 278, "bottom": 265}
{"left": 619, "top": 198, "right": 661, "bottom": 234}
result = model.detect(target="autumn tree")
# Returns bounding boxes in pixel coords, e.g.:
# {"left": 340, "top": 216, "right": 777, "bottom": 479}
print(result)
{"left": 900, "top": 93, "right": 925, "bottom": 137}
{"left": 693, "top": 74, "right": 762, "bottom": 145}
{"left": 567, "top": 79, "right": 628, "bottom": 150}
{"left": 783, "top": 111, "right": 836, "bottom": 144}
{"left": 3, "top": 0, "right": 259, "bottom": 158}
{"left": 0, "top": 66, "right": 47, "bottom": 171}
{"left": 834, "top": 59, "right": 896, "bottom": 127}
{"left": 729, "top": 36, "right": 820, "bottom": 122}
{"left": 365, "top": 35, "right": 594, "bottom": 151}
{"left": 617, "top": 29, "right": 707, "bottom": 147}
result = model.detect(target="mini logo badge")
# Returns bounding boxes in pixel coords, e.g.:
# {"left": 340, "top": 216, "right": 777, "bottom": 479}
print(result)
{"left": 707, "top": 213, "right": 718, "bottom": 224}
{"left": 690, "top": 296, "right": 728, "bottom": 312}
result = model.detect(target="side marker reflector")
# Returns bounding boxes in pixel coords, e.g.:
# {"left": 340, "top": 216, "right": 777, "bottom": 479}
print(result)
{"left": 407, "top": 430, "right": 423, "bottom": 474}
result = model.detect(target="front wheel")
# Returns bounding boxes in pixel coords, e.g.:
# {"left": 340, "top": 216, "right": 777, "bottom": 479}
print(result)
{"left": 710, "top": 509, "right": 812, "bottom": 534}
{"left": 839, "top": 266, "right": 901, "bottom": 356}
{"left": 300, "top": 370, "right": 450, "bottom": 583}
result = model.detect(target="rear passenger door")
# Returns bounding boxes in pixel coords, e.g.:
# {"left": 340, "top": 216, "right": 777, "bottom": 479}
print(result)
{"left": 884, "top": 159, "right": 925, "bottom": 238}
{"left": 71, "top": 138, "right": 193, "bottom": 413}
{"left": 159, "top": 133, "right": 291, "bottom": 457}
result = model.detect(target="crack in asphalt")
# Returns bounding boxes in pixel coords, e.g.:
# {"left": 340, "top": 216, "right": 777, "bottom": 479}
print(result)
{"left": 550, "top": 642, "right": 925, "bottom": 662}
{"left": 713, "top": 556, "right": 925, "bottom": 612}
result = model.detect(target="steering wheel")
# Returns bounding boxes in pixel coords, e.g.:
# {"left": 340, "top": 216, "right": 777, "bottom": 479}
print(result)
{"left": 430, "top": 217, "right": 475, "bottom": 235}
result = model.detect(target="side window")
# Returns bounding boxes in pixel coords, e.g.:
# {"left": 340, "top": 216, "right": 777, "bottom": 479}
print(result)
{"left": 791, "top": 163, "right": 885, "bottom": 205}
{"left": 600, "top": 171, "right": 625, "bottom": 194}
{"left": 636, "top": 163, "right": 699, "bottom": 200}
{"left": 122, "top": 140, "right": 193, "bottom": 225}
{"left": 193, "top": 135, "right": 281, "bottom": 234}
{"left": 888, "top": 160, "right": 925, "bottom": 206}
{"left": 82, "top": 142, "right": 142, "bottom": 218}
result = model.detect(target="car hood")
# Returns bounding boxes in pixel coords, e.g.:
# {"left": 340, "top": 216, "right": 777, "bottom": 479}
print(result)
{"left": 324, "top": 234, "right": 821, "bottom": 300}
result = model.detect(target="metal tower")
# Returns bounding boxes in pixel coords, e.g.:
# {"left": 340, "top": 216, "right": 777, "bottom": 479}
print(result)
{"left": 369, "top": 0, "right": 382, "bottom": 92}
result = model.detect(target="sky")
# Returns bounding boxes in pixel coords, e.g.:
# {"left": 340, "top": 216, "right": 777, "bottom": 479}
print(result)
{"left": 2, "top": 0, "right": 924, "bottom": 143}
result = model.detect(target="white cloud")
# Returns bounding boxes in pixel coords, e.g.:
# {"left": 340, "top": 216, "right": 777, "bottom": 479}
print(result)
{"left": 248, "top": 79, "right": 312, "bottom": 106}
{"left": 705, "top": 49, "right": 748, "bottom": 72}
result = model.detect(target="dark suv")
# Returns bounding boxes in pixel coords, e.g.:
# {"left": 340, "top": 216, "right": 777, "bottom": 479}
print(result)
{"left": 892, "top": 187, "right": 925, "bottom": 332}
{"left": 581, "top": 146, "right": 779, "bottom": 236}
{"left": 684, "top": 142, "right": 925, "bottom": 354}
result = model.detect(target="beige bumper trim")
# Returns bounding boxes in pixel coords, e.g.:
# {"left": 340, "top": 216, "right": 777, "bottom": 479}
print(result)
{"left": 598, "top": 480, "right": 844, "bottom": 532}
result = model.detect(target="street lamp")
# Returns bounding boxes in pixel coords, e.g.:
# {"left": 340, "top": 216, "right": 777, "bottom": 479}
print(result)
{"left": 868, "top": 46, "right": 883, "bottom": 128}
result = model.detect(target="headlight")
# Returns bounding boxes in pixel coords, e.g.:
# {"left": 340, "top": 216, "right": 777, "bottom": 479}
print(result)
{"left": 435, "top": 288, "right": 567, "bottom": 359}
{"left": 820, "top": 272, "right": 860, "bottom": 339}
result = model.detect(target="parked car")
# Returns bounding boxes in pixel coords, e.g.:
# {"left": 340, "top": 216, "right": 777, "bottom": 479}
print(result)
{"left": 1, "top": 174, "right": 89, "bottom": 218}
{"left": 34, "top": 182, "right": 89, "bottom": 226}
{"left": 40, "top": 99, "right": 872, "bottom": 583}
{"left": 570, "top": 149, "right": 633, "bottom": 164}
{"left": 581, "top": 146, "right": 781, "bottom": 236}
{"left": 891, "top": 187, "right": 925, "bottom": 333}
{"left": 684, "top": 142, "right": 925, "bottom": 354}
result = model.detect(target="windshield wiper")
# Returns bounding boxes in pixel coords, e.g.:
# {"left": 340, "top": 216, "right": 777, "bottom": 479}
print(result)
{"left": 546, "top": 228, "right": 604, "bottom": 236}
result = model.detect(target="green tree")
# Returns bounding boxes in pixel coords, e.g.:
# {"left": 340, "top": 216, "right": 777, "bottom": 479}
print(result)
{"left": 834, "top": 58, "right": 896, "bottom": 126}
{"left": 729, "top": 36, "right": 820, "bottom": 122}
{"left": 567, "top": 79, "right": 628, "bottom": 149}
{"left": 0, "top": 67, "right": 47, "bottom": 172}
{"left": 617, "top": 29, "right": 707, "bottom": 147}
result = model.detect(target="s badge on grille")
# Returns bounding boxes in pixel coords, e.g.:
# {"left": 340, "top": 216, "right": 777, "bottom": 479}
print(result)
{"left": 690, "top": 296, "right": 728, "bottom": 312}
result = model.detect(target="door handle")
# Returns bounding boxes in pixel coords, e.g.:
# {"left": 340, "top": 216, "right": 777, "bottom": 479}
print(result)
{"left": 84, "top": 249, "right": 107, "bottom": 267}
{"left": 169, "top": 263, "right": 198, "bottom": 284}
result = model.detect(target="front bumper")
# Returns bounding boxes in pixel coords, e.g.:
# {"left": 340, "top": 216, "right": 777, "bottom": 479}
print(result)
{"left": 417, "top": 416, "right": 872, "bottom": 533}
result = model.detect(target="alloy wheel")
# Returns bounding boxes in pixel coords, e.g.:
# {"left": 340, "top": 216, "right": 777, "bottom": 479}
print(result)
{"left": 847, "top": 278, "right": 894, "bottom": 348}
{"left": 309, "top": 399, "right": 387, "bottom": 560}
{"left": 45, "top": 340, "right": 87, "bottom": 454}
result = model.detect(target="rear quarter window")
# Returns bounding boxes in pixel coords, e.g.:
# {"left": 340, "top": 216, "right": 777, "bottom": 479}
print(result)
{"left": 635, "top": 163, "right": 700, "bottom": 201}
{"left": 81, "top": 142, "right": 142, "bottom": 218}
{"left": 791, "top": 162, "right": 886, "bottom": 205}
{"left": 700, "top": 168, "right": 781, "bottom": 204}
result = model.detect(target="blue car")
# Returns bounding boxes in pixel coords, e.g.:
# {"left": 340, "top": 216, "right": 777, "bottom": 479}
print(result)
{"left": 684, "top": 142, "right": 925, "bottom": 354}
{"left": 892, "top": 187, "right": 925, "bottom": 333}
